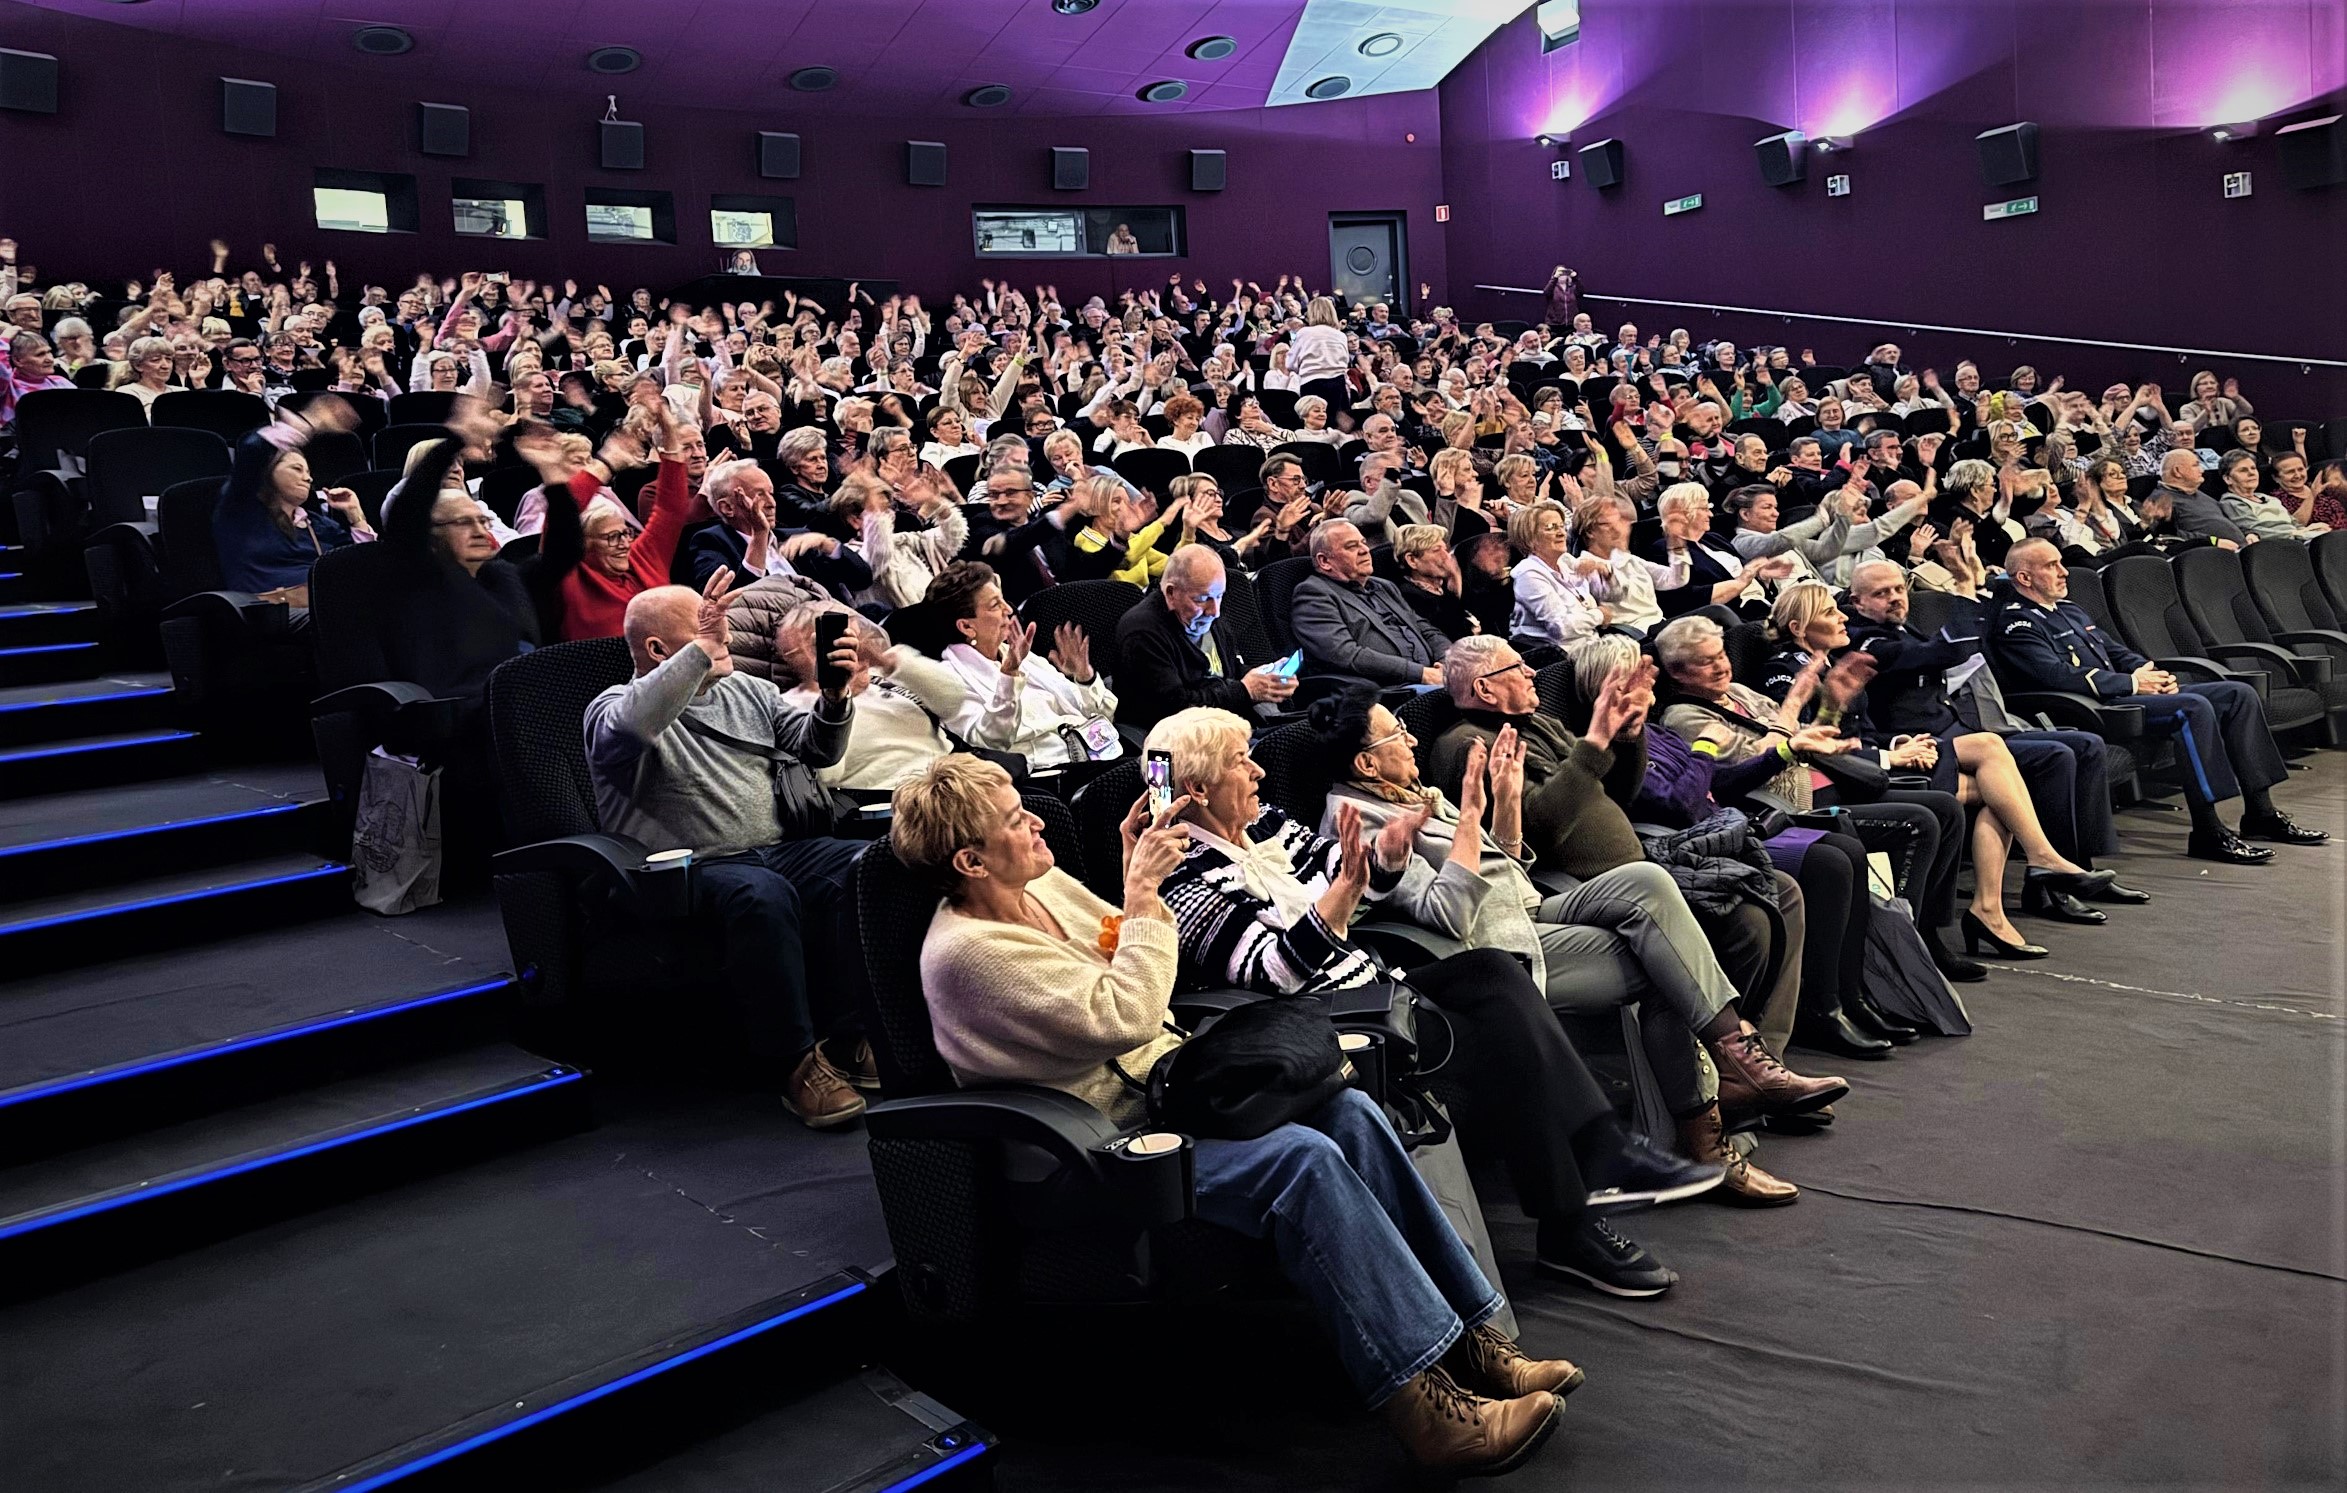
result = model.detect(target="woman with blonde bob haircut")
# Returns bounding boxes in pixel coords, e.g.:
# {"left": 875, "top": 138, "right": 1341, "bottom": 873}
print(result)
{"left": 893, "top": 753, "right": 1578, "bottom": 1477}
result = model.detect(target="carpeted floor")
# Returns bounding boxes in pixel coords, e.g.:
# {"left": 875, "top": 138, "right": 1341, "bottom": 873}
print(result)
{"left": 978, "top": 758, "right": 2347, "bottom": 1491}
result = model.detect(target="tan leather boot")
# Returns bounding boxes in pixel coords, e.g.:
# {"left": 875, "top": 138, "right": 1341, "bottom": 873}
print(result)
{"left": 783, "top": 1047, "right": 867, "bottom": 1130}
{"left": 1447, "top": 1321, "right": 1586, "bottom": 1400}
{"left": 1678, "top": 1102, "right": 1799, "bottom": 1206}
{"left": 1380, "top": 1364, "right": 1562, "bottom": 1478}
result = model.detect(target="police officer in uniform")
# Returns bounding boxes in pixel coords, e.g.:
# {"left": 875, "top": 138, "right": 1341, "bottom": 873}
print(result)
{"left": 1990, "top": 539, "right": 2324, "bottom": 864}
{"left": 1843, "top": 558, "right": 2145, "bottom": 920}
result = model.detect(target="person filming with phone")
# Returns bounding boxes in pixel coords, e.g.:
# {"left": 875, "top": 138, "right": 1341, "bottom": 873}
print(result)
{"left": 1114, "top": 544, "right": 1297, "bottom": 732}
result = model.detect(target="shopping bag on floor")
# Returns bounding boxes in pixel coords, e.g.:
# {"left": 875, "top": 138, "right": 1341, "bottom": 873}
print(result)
{"left": 351, "top": 746, "right": 443, "bottom": 915}
{"left": 1408, "top": 1096, "right": 1518, "bottom": 1340}
{"left": 1863, "top": 894, "right": 1971, "bottom": 1036}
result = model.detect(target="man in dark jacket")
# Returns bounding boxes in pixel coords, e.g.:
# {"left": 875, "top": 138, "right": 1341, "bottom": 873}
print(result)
{"left": 1990, "top": 539, "right": 2322, "bottom": 862}
{"left": 1292, "top": 521, "right": 1452, "bottom": 685}
{"left": 1843, "top": 559, "right": 2140, "bottom": 906}
{"left": 685, "top": 459, "right": 872, "bottom": 600}
{"left": 1113, "top": 545, "right": 1295, "bottom": 731}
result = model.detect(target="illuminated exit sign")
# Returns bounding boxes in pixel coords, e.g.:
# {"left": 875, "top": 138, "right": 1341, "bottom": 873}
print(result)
{"left": 1663, "top": 193, "right": 1703, "bottom": 216}
{"left": 1983, "top": 195, "right": 2039, "bottom": 221}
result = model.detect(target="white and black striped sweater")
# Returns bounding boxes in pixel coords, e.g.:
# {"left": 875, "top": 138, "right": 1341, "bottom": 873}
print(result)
{"left": 1159, "top": 807, "right": 1405, "bottom": 996}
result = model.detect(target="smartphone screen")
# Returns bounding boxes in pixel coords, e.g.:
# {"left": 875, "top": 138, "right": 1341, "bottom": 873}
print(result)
{"left": 814, "top": 611, "right": 852, "bottom": 694}
{"left": 1274, "top": 650, "right": 1304, "bottom": 678}
{"left": 1145, "top": 750, "right": 1174, "bottom": 819}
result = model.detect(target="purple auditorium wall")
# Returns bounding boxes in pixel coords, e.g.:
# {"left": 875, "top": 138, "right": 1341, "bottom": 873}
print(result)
{"left": 1437, "top": 0, "right": 2347, "bottom": 409}
{"left": 0, "top": 0, "right": 1444, "bottom": 310}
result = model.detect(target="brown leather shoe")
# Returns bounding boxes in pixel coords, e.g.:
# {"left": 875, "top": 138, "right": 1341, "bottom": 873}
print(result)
{"left": 1380, "top": 1365, "right": 1562, "bottom": 1479}
{"left": 1678, "top": 1103, "right": 1799, "bottom": 1207}
{"left": 1713, "top": 1025, "right": 1847, "bottom": 1119}
{"left": 783, "top": 1047, "right": 867, "bottom": 1130}
{"left": 829, "top": 1035, "right": 882, "bottom": 1091}
{"left": 1447, "top": 1322, "right": 1585, "bottom": 1400}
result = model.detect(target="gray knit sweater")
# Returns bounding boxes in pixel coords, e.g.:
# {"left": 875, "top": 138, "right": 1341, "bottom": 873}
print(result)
{"left": 585, "top": 642, "right": 851, "bottom": 856}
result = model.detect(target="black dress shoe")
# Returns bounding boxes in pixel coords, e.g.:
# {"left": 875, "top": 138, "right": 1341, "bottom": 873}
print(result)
{"left": 2188, "top": 829, "right": 2277, "bottom": 865}
{"left": 1961, "top": 911, "right": 2050, "bottom": 959}
{"left": 2240, "top": 811, "right": 2329, "bottom": 845}
{"left": 2028, "top": 867, "right": 2119, "bottom": 897}
{"left": 1922, "top": 930, "right": 1989, "bottom": 983}
{"left": 1848, "top": 995, "right": 1921, "bottom": 1044}
{"left": 2021, "top": 874, "right": 2107, "bottom": 924}
{"left": 2076, "top": 877, "right": 2151, "bottom": 904}
{"left": 1793, "top": 1009, "right": 1895, "bottom": 1059}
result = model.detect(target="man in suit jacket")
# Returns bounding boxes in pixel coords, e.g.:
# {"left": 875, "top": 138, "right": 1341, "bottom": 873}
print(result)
{"left": 1113, "top": 545, "right": 1297, "bottom": 731}
{"left": 2149, "top": 448, "right": 2246, "bottom": 547}
{"left": 1291, "top": 520, "right": 1452, "bottom": 686}
{"left": 685, "top": 459, "right": 872, "bottom": 600}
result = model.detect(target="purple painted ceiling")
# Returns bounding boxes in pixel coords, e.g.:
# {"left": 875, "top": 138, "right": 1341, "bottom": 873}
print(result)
{"left": 4, "top": 0, "right": 1321, "bottom": 115}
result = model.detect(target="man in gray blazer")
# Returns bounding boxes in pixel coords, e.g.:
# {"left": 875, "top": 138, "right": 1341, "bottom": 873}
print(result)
{"left": 1291, "top": 520, "right": 1452, "bottom": 685}
{"left": 2150, "top": 448, "right": 2247, "bottom": 547}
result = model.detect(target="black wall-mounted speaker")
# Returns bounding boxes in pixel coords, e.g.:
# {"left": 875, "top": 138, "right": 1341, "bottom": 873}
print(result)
{"left": 1578, "top": 137, "right": 1623, "bottom": 189}
{"left": 907, "top": 140, "right": 947, "bottom": 187}
{"left": 0, "top": 48, "right": 58, "bottom": 115}
{"left": 2276, "top": 113, "right": 2346, "bottom": 190}
{"left": 1975, "top": 122, "right": 2039, "bottom": 186}
{"left": 758, "top": 131, "right": 802, "bottom": 180}
{"left": 600, "top": 119, "right": 643, "bottom": 171}
{"left": 222, "top": 77, "right": 277, "bottom": 138}
{"left": 1754, "top": 129, "right": 1807, "bottom": 187}
{"left": 1051, "top": 146, "right": 1090, "bottom": 191}
{"left": 418, "top": 102, "right": 470, "bottom": 158}
{"left": 1189, "top": 148, "right": 1226, "bottom": 191}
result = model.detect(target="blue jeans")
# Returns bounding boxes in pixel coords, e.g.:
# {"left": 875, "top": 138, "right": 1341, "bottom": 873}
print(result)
{"left": 1191, "top": 1088, "right": 1501, "bottom": 1408}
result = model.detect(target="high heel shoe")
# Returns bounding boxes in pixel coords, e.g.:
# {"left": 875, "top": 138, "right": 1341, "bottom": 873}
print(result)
{"left": 1850, "top": 995, "right": 1921, "bottom": 1044}
{"left": 1962, "top": 910, "right": 2049, "bottom": 959}
{"left": 2021, "top": 874, "right": 2107, "bottom": 925}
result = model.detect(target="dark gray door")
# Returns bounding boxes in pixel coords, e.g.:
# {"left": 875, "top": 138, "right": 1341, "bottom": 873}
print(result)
{"left": 1328, "top": 214, "right": 1404, "bottom": 310}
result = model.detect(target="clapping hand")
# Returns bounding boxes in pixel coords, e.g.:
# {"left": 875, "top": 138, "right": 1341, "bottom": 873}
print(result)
{"left": 1776, "top": 653, "right": 1826, "bottom": 728}
{"left": 1329, "top": 801, "right": 1372, "bottom": 903}
{"left": 1373, "top": 798, "right": 1431, "bottom": 872}
{"left": 1789, "top": 723, "right": 1859, "bottom": 757}
{"left": 999, "top": 620, "right": 1038, "bottom": 677}
{"left": 1048, "top": 621, "right": 1094, "bottom": 683}
{"left": 695, "top": 567, "right": 738, "bottom": 676}
{"left": 1887, "top": 734, "right": 1939, "bottom": 769}
{"left": 1820, "top": 650, "right": 1878, "bottom": 708}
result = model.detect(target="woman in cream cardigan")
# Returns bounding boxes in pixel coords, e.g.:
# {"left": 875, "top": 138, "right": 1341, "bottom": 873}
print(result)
{"left": 893, "top": 756, "right": 1574, "bottom": 1478}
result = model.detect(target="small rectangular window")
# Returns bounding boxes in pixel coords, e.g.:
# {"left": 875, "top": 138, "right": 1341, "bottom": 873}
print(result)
{"left": 451, "top": 179, "right": 548, "bottom": 241}
{"left": 712, "top": 209, "right": 772, "bottom": 247}
{"left": 972, "top": 205, "right": 1184, "bottom": 258}
{"left": 311, "top": 168, "right": 417, "bottom": 234}
{"left": 710, "top": 194, "right": 798, "bottom": 252}
{"left": 583, "top": 188, "right": 676, "bottom": 245}
{"left": 587, "top": 203, "right": 654, "bottom": 241}
{"left": 314, "top": 187, "right": 389, "bottom": 234}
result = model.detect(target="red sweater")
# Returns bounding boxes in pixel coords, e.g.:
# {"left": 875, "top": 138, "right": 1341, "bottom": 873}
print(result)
{"left": 558, "top": 459, "right": 691, "bottom": 641}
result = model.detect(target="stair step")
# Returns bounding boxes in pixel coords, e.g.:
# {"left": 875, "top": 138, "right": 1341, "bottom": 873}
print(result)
{"left": 0, "top": 672, "right": 174, "bottom": 747}
{"left": 0, "top": 761, "right": 327, "bottom": 895}
{"left": 0, "top": 601, "right": 99, "bottom": 650}
{"left": 0, "top": 976, "right": 514, "bottom": 1163}
{"left": 0, "top": 641, "right": 102, "bottom": 688}
{"left": 300, "top": 1273, "right": 895, "bottom": 1493}
{"left": 0, "top": 1043, "right": 588, "bottom": 1293}
{"left": 0, "top": 728, "right": 203, "bottom": 799}
{"left": 0, "top": 852, "right": 351, "bottom": 973}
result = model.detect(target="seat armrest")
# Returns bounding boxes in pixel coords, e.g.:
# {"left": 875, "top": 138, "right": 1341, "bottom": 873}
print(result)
{"left": 314, "top": 681, "right": 472, "bottom": 753}
{"left": 1350, "top": 914, "right": 1463, "bottom": 969}
{"left": 1168, "top": 987, "right": 1267, "bottom": 1027}
{"left": 2202, "top": 640, "right": 2326, "bottom": 684}
{"left": 162, "top": 589, "right": 291, "bottom": 635}
{"left": 2008, "top": 691, "right": 2146, "bottom": 740}
{"left": 866, "top": 1083, "right": 1193, "bottom": 1231}
{"left": 2273, "top": 628, "right": 2347, "bottom": 654}
{"left": 493, "top": 832, "right": 653, "bottom": 884}
{"left": 2154, "top": 655, "right": 2262, "bottom": 696}
{"left": 87, "top": 520, "right": 159, "bottom": 546}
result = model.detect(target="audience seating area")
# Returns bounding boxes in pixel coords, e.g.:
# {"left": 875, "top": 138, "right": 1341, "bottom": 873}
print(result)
{"left": 2, "top": 237, "right": 2341, "bottom": 1490}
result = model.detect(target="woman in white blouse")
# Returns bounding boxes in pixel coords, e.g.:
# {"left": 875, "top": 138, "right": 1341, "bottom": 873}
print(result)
{"left": 1157, "top": 393, "right": 1215, "bottom": 459}
{"left": 1506, "top": 500, "right": 1608, "bottom": 648}
{"left": 919, "top": 407, "right": 983, "bottom": 469}
{"left": 1573, "top": 495, "right": 1670, "bottom": 635}
{"left": 929, "top": 561, "right": 1121, "bottom": 769}
{"left": 1287, "top": 297, "right": 1351, "bottom": 407}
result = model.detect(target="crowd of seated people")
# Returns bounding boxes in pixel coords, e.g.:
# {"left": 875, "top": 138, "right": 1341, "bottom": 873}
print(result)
{"left": 8, "top": 232, "right": 2346, "bottom": 1479}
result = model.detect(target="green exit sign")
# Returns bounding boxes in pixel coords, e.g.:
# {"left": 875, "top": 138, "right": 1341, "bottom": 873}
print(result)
{"left": 1663, "top": 193, "right": 1703, "bottom": 216}
{"left": 1983, "top": 195, "right": 2039, "bottom": 221}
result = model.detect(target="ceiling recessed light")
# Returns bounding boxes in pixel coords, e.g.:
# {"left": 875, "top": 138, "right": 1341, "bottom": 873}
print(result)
{"left": 586, "top": 46, "right": 641, "bottom": 75}
{"left": 1187, "top": 35, "right": 1238, "bottom": 61}
{"left": 1305, "top": 76, "right": 1352, "bottom": 100}
{"left": 789, "top": 65, "right": 839, "bottom": 92}
{"left": 1139, "top": 80, "right": 1190, "bottom": 104}
{"left": 1052, "top": 0, "right": 1099, "bottom": 13}
{"left": 352, "top": 25, "right": 413, "bottom": 55}
{"left": 964, "top": 84, "right": 1013, "bottom": 108}
{"left": 1358, "top": 32, "right": 1404, "bottom": 57}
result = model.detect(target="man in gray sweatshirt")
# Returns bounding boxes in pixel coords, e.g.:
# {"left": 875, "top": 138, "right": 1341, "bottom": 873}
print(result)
{"left": 585, "top": 567, "right": 869, "bottom": 1127}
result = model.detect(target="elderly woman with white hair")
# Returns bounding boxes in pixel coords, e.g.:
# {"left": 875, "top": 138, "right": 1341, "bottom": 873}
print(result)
{"left": 1507, "top": 500, "right": 1609, "bottom": 648}
{"left": 1147, "top": 705, "right": 1727, "bottom": 1299}
{"left": 113, "top": 334, "right": 182, "bottom": 413}
{"left": 1929, "top": 456, "right": 2019, "bottom": 571}
{"left": 830, "top": 466, "right": 968, "bottom": 609}
{"left": 771, "top": 424, "right": 835, "bottom": 531}
{"left": 1309, "top": 685, "right": 1838, "bottom": 1204}
{"left": 892, "top": 754, "right": 1577, "bottom": 1476}
{"left": 1641, "top": 482, "right": 1795, "bottom": 621}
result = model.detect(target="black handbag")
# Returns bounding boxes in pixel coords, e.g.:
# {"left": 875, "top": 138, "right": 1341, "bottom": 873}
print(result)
{"left": 1143, "top": 997, "right": 1355, "bottom": 1142}
{"left": 676, "top": 712, "right": 857, "bottom": 840}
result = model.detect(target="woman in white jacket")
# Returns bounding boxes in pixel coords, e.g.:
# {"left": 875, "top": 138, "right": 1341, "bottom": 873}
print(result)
{"left": 774, "top": 602, "right": 969, "bottom": 791}
{"left": 831, "top": 470, "right": 968, "bottom": 611}
{"left": 1507, "top": 500, "right": 1608, "bottom": 648}
{"left": 928, "top": 561, "right": 1119, "bottom": 769}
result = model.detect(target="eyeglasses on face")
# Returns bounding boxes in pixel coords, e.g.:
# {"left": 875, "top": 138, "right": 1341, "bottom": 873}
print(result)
{"left": 1475, "top": 660, "right": 1530, "bottom": 682}
{"left": 432, "top": 515, "right": 497, "bottom": 532}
